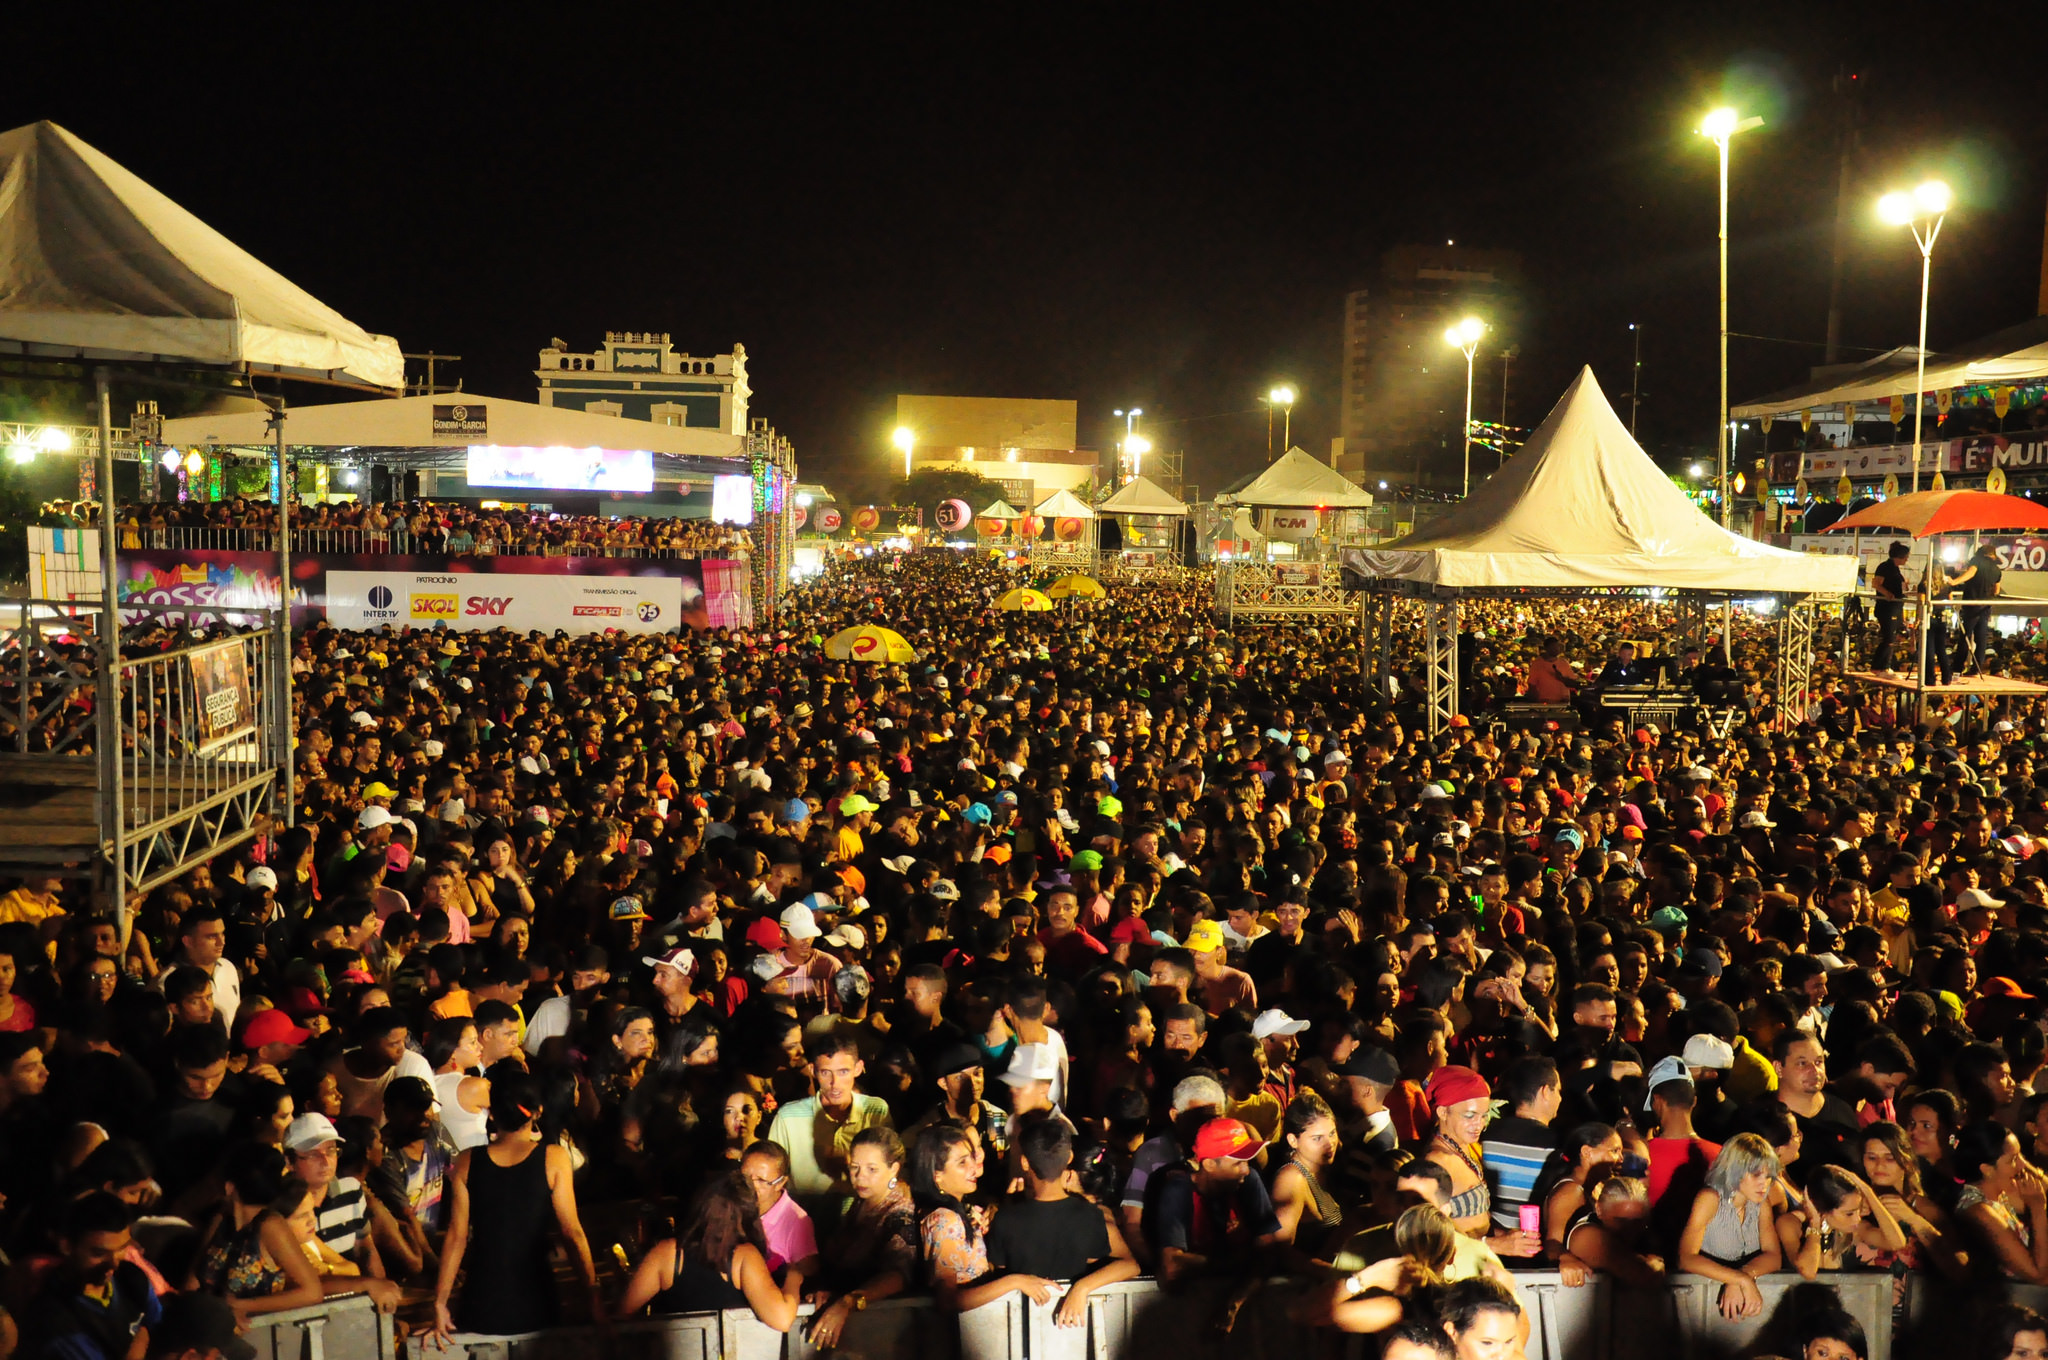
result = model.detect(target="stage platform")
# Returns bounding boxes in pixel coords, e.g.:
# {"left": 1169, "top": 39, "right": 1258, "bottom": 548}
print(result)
{"left": 1843, "top": 670, "right": 2048, "bottom": 696}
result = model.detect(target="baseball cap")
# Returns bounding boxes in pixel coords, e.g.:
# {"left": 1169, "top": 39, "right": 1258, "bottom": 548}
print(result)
{"left": 356, "top": 805, "right": 394, "bottom": 831}
{"left": 999, "top": 1043, "right": 1060, "bottom": 1086}
{"left": 1649, "top": 906, "right": 1689, "bottom": 934}
{"left": 931, "top": 1042, "right": 985, "bottom": 1081}
{"left": 245, "top": 866, "right": 278, "bottom": 891}
{"left": 1738, "top": 810, "right": 1776, "bottom": 830}
{"left": 150, "top": 1293, "right": 256, "bottom": 1360}
{"left": 780, "top": 798, "right": 811, "bottom": 824}
{"left": 824, "top": 923, "right": 867, "bottom": 951}
{"left": 640, "top": 947, "right": 694, "bottom": 974}
{"left": 1554, "top": 828, "right": 1584, "bottom": 850}
{"left": 349, "top": 710, "right": 377, "bottom": 728}
{"left": 1191, "top": 1117, "right": 1265, "bottom": 1162}
{"left": 1184, "top": 919, "right": 1227, "bottom": 954}
{"left": 1071, "top": 849, "right": 1104, "bottom": 871}
{"left": 609, "top": 895, "right": 649, "bottom": 922}
{"left": 284, "top": 1112, "right": 341, "bottom": 1153}
{"left": 242, "top": 1009, "right": 311, "bottom": 1052}
{"left": 1684, "top": 947, "right": 1725, "bottom": 979}
{"left": 1643, "top": 1054, "right": 1695, "bottom": 1111}
{"left": 362, "top": 782, "right": 398, "bottom": 800}
{"left": 1098, "top": 794, "right": 1124, "bottom": 818}
{"left": 1682, "top": 1034, "right": 1736, "bottom": 1070}
{"left": 839, "top": 793, "right": 878, "bottom": 816}
{"left": 963, "top": 802, "right": 993, "bottom": 825}
{"left": 744, "top": 917, "right": 786, "bottom": 951}
{"left": 1417, "top": 784, "right": 1451, "bottom": 802}
{"left": 929, "top": 879, "right": 961, "bottom": 902}
{"left": 1252, "top": 1009, "right": 1310, "bottom": 1040}
{"left": 778, "top": 903, "right": 823, "bottom": 941}
{"left": 1335, "top": 1047, "right": 1401, "bottom": 1086}
{"left": 837, "top": 865, "right": 867, "bottom": 895}
{"left": 1956, "top": 887, "right": 2003, "bottom": 911}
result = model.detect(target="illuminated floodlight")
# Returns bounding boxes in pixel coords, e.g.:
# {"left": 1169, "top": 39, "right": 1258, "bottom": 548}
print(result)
{"left": 1443, "top": 317, "right": 1486, "bottom": 349}
{"left": 1700, "top": 107, "right": 1741, "bottom": 140}
{"left": 35, "top": 427, "right": 70, "bottom": 451}
{"left": 183, "top": 450, "right": 205, "bottom": 475}
{"left": 161, "top": 449, "right": 182, "bottom": 472}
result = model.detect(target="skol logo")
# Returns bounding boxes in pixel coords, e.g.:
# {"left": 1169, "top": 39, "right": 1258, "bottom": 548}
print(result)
{"left": 411, "top": 594, "right": 458, "bottom": 618}
{"left": 853, "top": 635, "right": 878, "bottom": 654}
{"left": 465, "top": 596, "right": 514, "bottom": 616}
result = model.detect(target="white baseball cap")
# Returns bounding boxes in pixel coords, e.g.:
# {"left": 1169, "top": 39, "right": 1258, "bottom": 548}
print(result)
{"left": 1681, "top": 1034, "right": 1735, "bottom": 1070}
{"left": 778, "top": 903, "right": 823, "bottom": 941}
{"left": 357, "top": 805, "right": 394, "bottom": 831}
{"left": 1252, "top": 1009, "right": 1310, "bottom": 1040}
{"left": 284, "top": 1113, "right": 341, "bottom": 1153}
{"left": 999, "top": 1043, "right": 1059, "bottom": 1086}
{"left": 245, "top": 867, "right": 278, "bottom": 891}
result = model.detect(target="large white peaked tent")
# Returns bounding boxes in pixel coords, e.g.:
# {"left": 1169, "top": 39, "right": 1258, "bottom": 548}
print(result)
{"left": 1351, "top": 367, "right": 1854, "bottom": 594}
{"left": 1222, "top": 447, "right": 1374, "bottom": 508}
{"left": 1097, "top": 474, "right": 1188, "bottom": 515}
{"left": 0, "top": 121, "right": 403, "bottom": 390}
{"left": 1034, "top": 488, "right": 1097, "bottom": 519}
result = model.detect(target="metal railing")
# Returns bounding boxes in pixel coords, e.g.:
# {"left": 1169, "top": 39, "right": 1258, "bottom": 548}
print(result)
{"left": 0, "top": 602, "right": 106, "bottom": 755}
{"left": 135, "top": 525, "right": 752, "bottom": 560}
{"left": 117, "top": 614, "right": 285, "bottom": 896}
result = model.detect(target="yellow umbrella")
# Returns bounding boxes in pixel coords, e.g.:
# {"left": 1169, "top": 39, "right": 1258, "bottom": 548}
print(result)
{"left": 1046, "top": 574, "right": 1106, "bottom": 599}
{"left": 823, "top": 625, "right": 919, "bottom": 663}
{"left": 995, "top": 587, "right": 1053, "bottom": 612}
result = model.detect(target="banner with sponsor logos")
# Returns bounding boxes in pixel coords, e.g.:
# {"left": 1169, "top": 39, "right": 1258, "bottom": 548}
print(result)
{"left": 327, "top": 569, "right": 682, "bottom": 634}
{"left": 115, "top": 550, "right": 747, "bottom": 633}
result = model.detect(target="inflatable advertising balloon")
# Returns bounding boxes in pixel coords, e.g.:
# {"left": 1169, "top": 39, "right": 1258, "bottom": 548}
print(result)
{"left": 817, "top": 507, "right": 844, "bottom": 532}
{"left": 935, "top": 498, "right": 972, "bottom": 533}
{"left": 852, "top": 506, "right": 881, "bottom": 533}
{"left": 1018, "top": 515, "right": 1044, "bottom": 538}
{"left": 1054, "top": 516, "right": 1085, "bottom": 542}
{"left": 791, "top": 505, "right": 808, "bottom": 530}
{"left": 977, "top": 516, "right": 1007, "bottom": 537}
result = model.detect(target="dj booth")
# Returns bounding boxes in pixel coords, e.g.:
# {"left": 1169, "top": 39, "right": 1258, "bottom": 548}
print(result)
{"left": 1596, "top": 682, "right": 1743, "bottom": 737}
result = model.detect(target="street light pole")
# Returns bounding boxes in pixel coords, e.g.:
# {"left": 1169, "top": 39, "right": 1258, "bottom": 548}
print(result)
{"left": 1266, "top": 386, "right": 1296, "bottom": 462}
{"left": 1702, "top": 107, "right": 1762, "bottom": 526}
{"left": 891, "top": 426, "right": 914, "bottom": 481}
{"left": 1444, "top": 318, "right": 1486, "bottom": 497}
{"left": 1879, "top": 181, "right": 1951, "bottom": 492}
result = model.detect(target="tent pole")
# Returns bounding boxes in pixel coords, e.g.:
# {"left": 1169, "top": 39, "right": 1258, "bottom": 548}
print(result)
{"left": 96, "top": 370, "right": 126, "bottom": 928}
{"left": 272, "top": 406, "right": 295, "bottom": 829}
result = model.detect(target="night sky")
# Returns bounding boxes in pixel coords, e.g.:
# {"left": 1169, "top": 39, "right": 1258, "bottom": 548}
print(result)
{"left": 9, "top": 6, "right": 2045, "bottom": 497}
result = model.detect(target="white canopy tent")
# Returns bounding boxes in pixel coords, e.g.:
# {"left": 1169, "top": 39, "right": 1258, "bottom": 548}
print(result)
{"left": 1029, "top": 488, "right": 1097, "bottom": 569}
{"left": 162, "top": 391, "right": 745, "bottom": 463}
{"left": 1731, "top": 315, "right": 2048, "bottom": 418}
{"left": 0, "top": 121, "right": 402, "bottom": 391}
{"left": 1097, "top": 474, "right": 1188, "bottom": 515}
{"left": 977, "top": 499, "right": 1021, "bottom": 519}
{"left": 1098, "top": 474, "right": 1188, "bottom": 576}
{"left": 1219, "top": 447, "right": 1375, "bottom": 509}
{"left": 1348, "top": 367, "right": 1854, "bottom": 735}
{"left": 1352, "top": 367, "right": 1855, "bottom": 594}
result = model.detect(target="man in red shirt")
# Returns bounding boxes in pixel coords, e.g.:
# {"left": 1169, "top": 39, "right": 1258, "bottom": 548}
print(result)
{"left": 1038, "top": 886, "right": 1108, "bottom": 978}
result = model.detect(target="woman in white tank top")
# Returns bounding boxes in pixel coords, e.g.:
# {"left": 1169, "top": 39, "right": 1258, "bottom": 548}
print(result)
{"left": 427, "top": 1017, "right": 492, "bottom": 1151}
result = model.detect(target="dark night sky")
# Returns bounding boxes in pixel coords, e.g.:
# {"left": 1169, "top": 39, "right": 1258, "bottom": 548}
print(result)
{"left": 9, "top": 5, "right": 2045, "bottom": 497}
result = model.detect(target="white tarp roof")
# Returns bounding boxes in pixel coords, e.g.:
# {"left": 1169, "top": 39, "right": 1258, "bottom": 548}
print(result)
{"left": 1097, "top": 474, "right": 1188, "bottom": 515}
{"left": 1350, "top": 366, "right": 1856, "bottom": 594}
{"left": 0, "top": 121, "right": 404, "bottom": 391}
{"left": 977, "top": 499, "right": 1021, "bottom": 519}
{"left": 162, "top": 391, "right": 745, "bottom": 461}
{"left": 159, "top": 387, "right": 749, "bottom": 462}
{"left": 1731, "top": 315, "right": 2048, "bottom": 418}
{"left": 1220, "top": 447, "right": 1375, "bottom": 508}
{"left": 1034, "top": 487, "right": 1096, "bottom": 519}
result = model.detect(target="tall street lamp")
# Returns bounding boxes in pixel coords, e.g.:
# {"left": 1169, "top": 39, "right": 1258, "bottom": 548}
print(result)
{"left": 1701, "top": 105, "right": 1763, "bottom": 525}
{"left": 1266, "top": 386, "right": 1296, "bottom": 460}
{"left": 1877, "top": 179, "right": 1952, "bottom": 493}
{"left": 1114, "top": 407, "right": 1144, "bottom": 482}
{"left": 1444, "top": 316, "right": 1486, "bottom": 497}
{"left": 892, "top": 425, "right": 914, "bottom": 480}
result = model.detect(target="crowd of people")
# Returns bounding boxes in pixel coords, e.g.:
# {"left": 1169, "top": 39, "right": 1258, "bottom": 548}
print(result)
{"left": 109, "top": 498, "right": 754, "bottom": 559}
{"left": 6, "top": 551, "right": 2048, "bottom": 1360}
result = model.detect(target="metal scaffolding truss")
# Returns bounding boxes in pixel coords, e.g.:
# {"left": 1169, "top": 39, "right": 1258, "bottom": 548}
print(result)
{"left": 1422, "top": 599, "right": 1460, "bottom": 736}
{"left": 1359, "top": 591, "right": 1397, "bottom": 703}
{"left": 1775, "top": 597, "right": 1819, "bottom": 733}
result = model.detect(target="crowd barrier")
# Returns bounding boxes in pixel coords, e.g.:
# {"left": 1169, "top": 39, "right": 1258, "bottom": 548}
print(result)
{"left": 137, "top": 526, "right": 749, "bottom": 560}
{"left": 400, "top": 1270, "right": 1893, "bottom": 1360}
{"left": 243, "top": 1294, "right": 396, "bottom": 1360}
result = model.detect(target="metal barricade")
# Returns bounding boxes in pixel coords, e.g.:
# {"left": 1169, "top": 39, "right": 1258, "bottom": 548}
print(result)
{"left": 243, "top": 1295, "right": 396, "bottom": 1360}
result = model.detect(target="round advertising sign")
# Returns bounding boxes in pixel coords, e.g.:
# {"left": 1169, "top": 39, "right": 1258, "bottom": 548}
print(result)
{"left": 818, "top": 507, "right": 844, "bottom": 532}
{"left": 1018, "top": 515, "right": 1043, "bottom": 538}
{"left": 791, "top": 505, "right": 808, "bottom": 530}
{"left": 935, "top": 498, "right": 972, "bottom": 533}
{"left": 1054, "top": 516, "right": 1084, "bottom": 542}
{"left": 852, "top": 506, "right": 881, "bottom": 533}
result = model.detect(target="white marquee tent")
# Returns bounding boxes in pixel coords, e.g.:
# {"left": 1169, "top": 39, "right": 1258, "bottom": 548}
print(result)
{"left": 1731, "top": 315, "right": 2048, "bottom": 419}
{"left": 1351, "top": 367, "right": 1855, "bottom": 594}
{"left": 1097, "top": 474, "right": 1188, "bottom": 515}
{"left": 1034, "top": 488, "right": 1097, "bottom": 519}
{"left": 1219, "top": 447, "right": 1375, "bottom": 508}
{"left": 0, "top": 120, "right": 403, "bottom": 391}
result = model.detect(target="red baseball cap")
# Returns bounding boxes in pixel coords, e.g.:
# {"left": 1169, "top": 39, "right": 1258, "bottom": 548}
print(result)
{"left": 1981, "top": 977, "right": 2038, "bottom": 1001}
{"left": 243, "top": 1008, "right": 312, "bottom": 1051}
{"left": 745, "top": 917, "right": 786, "bottom": 952}
{"left": 1191, "top": 1117, "right": 1264, "bottom": 1162}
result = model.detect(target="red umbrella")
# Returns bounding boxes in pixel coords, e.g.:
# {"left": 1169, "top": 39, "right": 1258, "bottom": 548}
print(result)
{"left": 1826, "top": 489, "right": 2048, "bottom": 538}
